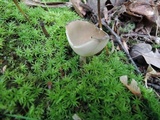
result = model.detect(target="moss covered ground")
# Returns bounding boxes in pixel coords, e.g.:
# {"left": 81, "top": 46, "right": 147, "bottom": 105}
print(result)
{"left": 0, "top": 0, "right": 160, "bottom": 119}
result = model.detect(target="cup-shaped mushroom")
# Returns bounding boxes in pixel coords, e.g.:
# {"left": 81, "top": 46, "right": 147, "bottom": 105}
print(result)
{"left": 66, "top": 20, "right": 109, "bottom": 57}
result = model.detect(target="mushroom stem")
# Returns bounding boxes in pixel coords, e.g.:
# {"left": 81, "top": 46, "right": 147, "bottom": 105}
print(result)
{"left": 97, "top": 0, "right": 102, "bottom": 30}
{"left": 80, "top": 56, "right": 86, "bottom": 66}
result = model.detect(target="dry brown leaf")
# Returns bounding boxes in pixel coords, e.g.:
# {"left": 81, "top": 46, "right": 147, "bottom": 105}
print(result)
{"left": 130, "top": 43, "right": 152, "bottom": 59}
{"left": 142, "top": 49, "right": 160, "bottom": 69}
{"left": 70, "top": 0, "right": 86, "bottom": 17}
{"left": 130, "top": 43, "right": 160, "bottom": 68}
{"left": 144, "top": 65, "right": 160, "bottom": 88}
{"left": 110, "top": 0, "right": 126, "bottom": 6}
{"left": 123, "top": 0, "right": 160, "bottom": 34}
{"left": 145, "top": 65, "right": 154, "bottom": 85}
{"left": 120, "top": 75, "right": 141, "bottom": 97}
{"left": 87, "top": 0, "right": 106, "bottom": 15}
{"left": 124, "top": 2, "right": 143, "bottom": 22}
{"left": 134, "top": 21, "right": 153, "bottom": 35}
{"left": 144, "top": 65, "right": 156, "bottom": 88}
{"left": 128, "top": 2, "right": 159, "bottom": 25}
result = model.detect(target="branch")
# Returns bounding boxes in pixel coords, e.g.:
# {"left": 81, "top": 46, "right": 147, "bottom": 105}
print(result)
{"left": 102, "top": 20, "right": 141, "bottom": 74}
{"left": 122, "top": 33, "right": 160, "bottom": 44}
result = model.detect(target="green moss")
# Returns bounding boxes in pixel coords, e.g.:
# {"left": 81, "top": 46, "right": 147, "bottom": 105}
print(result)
{"left": 0, "top": 0, "right": 159, "bottom": 120}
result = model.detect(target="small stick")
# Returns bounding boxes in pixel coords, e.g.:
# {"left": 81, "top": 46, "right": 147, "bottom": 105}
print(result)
{"left": 40, "top": 21, "right": 50, "bottom": 37}
{"left": 97, "top": 0, "right": 102, "bottom": 30}
{"left": 12, "top": 0, "right": 29, "bottom": 22}
{"left": 102, "top": 20, "right": 141, "bottom": 74}
{"left": 122, "top": 33, "right": 160, "bottom": 44}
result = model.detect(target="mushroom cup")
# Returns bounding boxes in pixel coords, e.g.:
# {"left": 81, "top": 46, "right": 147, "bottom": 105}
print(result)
{"left": 66, "top": 20, "right": 109, "bottom": 57}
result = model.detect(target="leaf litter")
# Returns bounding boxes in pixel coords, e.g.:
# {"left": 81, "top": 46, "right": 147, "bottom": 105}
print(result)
{"left": 68, "top": 0, "right": 160, "bottom": 96}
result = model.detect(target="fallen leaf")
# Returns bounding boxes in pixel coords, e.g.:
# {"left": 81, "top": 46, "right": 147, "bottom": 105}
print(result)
{"left": 126, "top": 1, "right": 160, "bottom": 28}
{"left": 144, "top": 65, "right": 160, "bottom": 88}
{"left": 142, "top": 49, "right": 160, "bottom": 69}
{"left": 130, "top": 43, "right": 152, "bottom": 62}
{"left": 87, "top": 0, "right": 106, "bottom": 15}
{"left": 120, "top": 75, "right": 141, "bottom": 97}
{"left": 124, "top": 1, "right": 143, "bottom": 21}
{"left": 130, "top": 43, "right": 160, "bottom": 68}
{"left": 110, "top": 0, "right": 126, "bottom": 6}
{"left": 70, "top": 0, "right": 86, "bottom": 17}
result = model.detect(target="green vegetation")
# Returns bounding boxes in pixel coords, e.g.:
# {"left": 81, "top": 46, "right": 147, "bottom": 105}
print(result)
{"left": 0, "top": 0, "right": 160, "bottom": 119}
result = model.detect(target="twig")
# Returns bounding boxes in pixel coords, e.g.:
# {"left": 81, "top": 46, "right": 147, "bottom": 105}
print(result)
{"left": 12, "top": 0, "right": 29, "bottom": 22}
{"left": 102, "top": 20, "right": 141, "bottom": 74}
{"left": 97, "top": 0, "right": 102, "bottom": 30}
{"left": 40, "top": 21, "right": 50, "bottom": 37}
{"left": 122, "top": 33, "right": 160, "bottom": 44}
